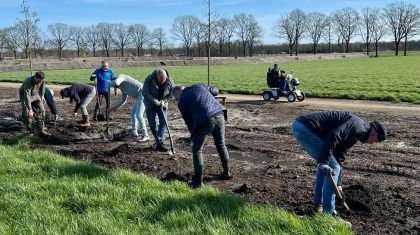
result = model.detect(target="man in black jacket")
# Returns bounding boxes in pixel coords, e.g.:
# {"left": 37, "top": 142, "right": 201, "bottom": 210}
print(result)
{"left": 291, "top": 111, "right": 387, "bottom": 214}
{"left": 60, "top": 84, "right": 96, "bottom": 127}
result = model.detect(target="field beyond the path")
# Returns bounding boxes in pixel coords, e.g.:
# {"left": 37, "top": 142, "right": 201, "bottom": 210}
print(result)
{"left": 1, "top": 53, "right": 419, "bottom": 103}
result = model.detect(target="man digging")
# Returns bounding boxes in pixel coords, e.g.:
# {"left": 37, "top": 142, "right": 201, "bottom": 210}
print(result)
{"left": 291, "top": 111, "right": 387, "bottom": 218}
{"left": 19, "top": 71, "right": 50, "bottom": 137}
{"left": 172, "top": 84, "right": 231, "bottom": 188}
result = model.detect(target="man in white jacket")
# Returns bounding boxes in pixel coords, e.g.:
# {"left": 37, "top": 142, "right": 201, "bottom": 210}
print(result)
{"left": 108, "top": 74, "right": 149, "bottom": 141}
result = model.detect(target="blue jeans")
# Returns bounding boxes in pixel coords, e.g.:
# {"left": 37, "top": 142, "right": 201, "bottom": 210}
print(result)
{"left": 292, "top": 120, "right": 341, "bottom": 213}
{"left": 131, "top": 94, "right": 148, "bottom": 137}
{"left": 146, "top": 106, "right": 167, "bottom": 144}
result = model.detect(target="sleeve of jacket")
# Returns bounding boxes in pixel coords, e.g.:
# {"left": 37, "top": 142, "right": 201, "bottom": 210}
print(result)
{"left": 22, "top": 79, "right": 33, "bottom": 110}
{"left": 207, "top": 86, "right": 220, "bottom": 96}
{"left": 89, "top": 69, "right": 97, "bottom": 81}
{"left": 142, "top": 75, "right": 161, "bottom": 107}
{"left": 112, "top": 93, "right": 128, "bottom": 110}
{"left": 319, "top": 119, "right": 357, "bottom": 163}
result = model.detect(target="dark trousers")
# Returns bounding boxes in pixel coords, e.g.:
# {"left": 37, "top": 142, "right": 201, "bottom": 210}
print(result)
{"left": 191, "top": 114, "right": 230, "bottom": 179}
{"left": 44, "top": 87, "right": 57, "bottom": 115}
{"left": 94, "top": 90, "right": 110, "bottom": 117}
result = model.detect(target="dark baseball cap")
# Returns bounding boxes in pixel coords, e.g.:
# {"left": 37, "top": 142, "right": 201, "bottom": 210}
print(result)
{"left": 371, "top": 121, "right": 387, "bottom": 142}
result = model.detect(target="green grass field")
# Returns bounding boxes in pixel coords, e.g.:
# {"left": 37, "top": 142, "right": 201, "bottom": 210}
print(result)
{"left": 0, "top": 138, "right": 352, "bottom": 234}
{"left": 1, "top": 54, "right": 419, "bottom": 103}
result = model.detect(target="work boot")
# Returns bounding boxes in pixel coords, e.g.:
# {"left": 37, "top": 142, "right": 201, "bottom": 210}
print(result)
{"left": 313, "top": 203, "right": 323, "bottom": 213}
{"left": 156, "top": 142, "right": 169, "bottom": 152}
{"left": 35, "top": 122, "right": 50, "bottom": 138}
{"left": 220, "top": 170, "right": 232, "bottom": 180}
{"left": 93, "top": 114, "right": 98, "bottom": 121}
{"left": 189, "top": 174, "right": 203, "bottom": 189}
{"left": 80, "top": 115, "right": 90, "bottom": 127}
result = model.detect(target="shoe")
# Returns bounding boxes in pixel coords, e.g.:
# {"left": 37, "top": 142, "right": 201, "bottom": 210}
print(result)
{"left": 313, "top": 203, "right": 323, "bottom": 213}
{"left": 220, "top": 171, "right": 232, "bottom": 180}
{"left": 139, "top": 135, "right": 149, "bottom": 142}
{"left": 130, "top": 133, "right": 139, "bottom": 139}
{"left": 39, "top": 131, "right": 51, "bottom": 138}
{"left": 93, "top": 115, "right": 98, "bottom": 121}
{"left": 156, "top": 142, "right": 169, "bottom": 152}
{"left": 189, "top": 175, "right": 203, "bottom": 189}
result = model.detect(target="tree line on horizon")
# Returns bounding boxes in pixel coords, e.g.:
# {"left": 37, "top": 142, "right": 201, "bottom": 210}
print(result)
{"left": 0, "top": 0, "right": 419, "bottom": 60}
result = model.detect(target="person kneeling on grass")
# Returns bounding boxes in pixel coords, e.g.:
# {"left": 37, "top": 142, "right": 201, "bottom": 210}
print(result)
{"left": 60, "top": 83, "right": 96, "bottom": 127}
{"left": 291, "top": 111, "right": 387, "bottom": 215}
{"left": 107, "top": 74, "right": 149, "bottom": 142}
{"left": 172, "top": 84, "right": 231, "bottom": 188}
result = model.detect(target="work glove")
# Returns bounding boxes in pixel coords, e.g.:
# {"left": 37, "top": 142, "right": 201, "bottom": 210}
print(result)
{"left": 158, "top": 100, "right": 165, "bottom": 108}
{"left": 90, "top": 74, "right": 97, "bottom": 80}
{"left": 317, "top": 163, "right": 335, "bottom": 176}
{"left": 28, "top": 109, "right": 34, "bottom": 118}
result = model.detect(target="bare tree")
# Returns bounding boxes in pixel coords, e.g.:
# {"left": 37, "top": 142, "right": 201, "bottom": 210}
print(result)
{"left": 97, "top": 22, "right": 113, "bottom": 57}
{"left": 382, "top": 2, "right": 420, "bottom": 56}
{"left": 193, "top": 22, "right": 206, "bottom": 57}
{"left": 85, "top": 25, "right": 100, "bottom": 57}
{"left": 371, "top": 11, "right": 387, "bottom": 57}
{"left": 322, "top": 16, "right": 334, "bottom": 53}
{"left": 131, "top": 23, "right": 150, "bottom": 56}
{"left": 48, "top": 23, "right": 71, "bottom": 58}
{"left": 112, "top": 23, "right": 132, "bottom": 57}
{"left": 307, "top": 12, "right": 328, "bottom": 54}
{"left": 171, "top": 15, "right": 199, "bottom": 57}
{"left": 33, "top": 32, "right": 46, "bottom": 58}
{"left": 69, "top": 26, "right": 85, "bottom": 58}
{"left": 225, "top": 19, "right": 236, "bottom": 57}
{"left": 360, "top": 8, "right": 375, "bottom": 55}
{"left": 16, "top": 0, "right": 39, "bottom": 59}
{"left": 214, "top": 18, "right": 230, "bottom": 56}
{"left": 152, "top": 27, "right": 167, "bottom": 56}
{"left": 274, "top": 15, "right": 295, "bottom": 56}
{"left": 247, "top": 16, "right": 263, "bottom": 57}
{"left": 332, "top": 7, "right": 359, "bottom": 53}
{"left": 3, "top": 25, "right": 20, "bottom": 59}
{"left": 290, "top": 9, "right": 307, "bottom": 56}
{"left": 401, "top": 5, "right": 420, "bottom": 56}
{"left": 233, "top": 13, "right": 253, "bottom": 57}
{"left": 0, "top": 29, "right": 6, "bottom": 59}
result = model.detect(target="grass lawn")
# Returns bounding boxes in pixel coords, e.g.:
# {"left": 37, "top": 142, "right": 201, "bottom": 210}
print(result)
{"left": 0, "top": 137, "right": 352, "bottom": 234}
{"left": 0, "top": 54, "right": 419, "bottom": 103}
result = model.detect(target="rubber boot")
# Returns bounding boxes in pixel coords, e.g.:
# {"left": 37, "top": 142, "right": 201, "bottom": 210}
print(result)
{"left": 80, "top": 115, "right": 90, "bottom": 127}
{"left": 77, "top": 115, "right": 85, "bottom": 124}
{"left": 36, "top": 121, "right": 50, "bottom": 138}
{"left": 190, "top": 174, "right": 203, "bottom": 189}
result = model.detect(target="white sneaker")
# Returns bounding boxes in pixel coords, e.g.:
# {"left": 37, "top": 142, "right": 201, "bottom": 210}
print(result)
{"left": 139, "top": 135, "right": 149, "bottom": 142}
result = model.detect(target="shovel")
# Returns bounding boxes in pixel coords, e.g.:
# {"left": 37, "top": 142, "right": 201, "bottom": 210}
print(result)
{"left": 328, "top": 171, "right": 350, "bottom": 211}
{"left": 162, "top": 107, "right": 175, "bottom": 155}
{"left": 92, "top": 74, "right": 106, "bottom": 122}
{"left": 102, "top": 89, "right": 113, "bottom": 141}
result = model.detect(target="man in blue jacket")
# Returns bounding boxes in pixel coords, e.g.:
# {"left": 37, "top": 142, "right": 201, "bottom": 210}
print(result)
{"left": 90, "top": 61, "right": 115, "bottom": 121}
{"left": 291, "top": 111, "right": 387, "bottom": 214}
{"left": 173, "top": 84, "right": 231, "bottom": 188}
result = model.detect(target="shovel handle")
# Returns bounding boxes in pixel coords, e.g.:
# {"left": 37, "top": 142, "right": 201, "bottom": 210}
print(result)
{"left": 328, "top": 172, "right": 350, "bottom": 211}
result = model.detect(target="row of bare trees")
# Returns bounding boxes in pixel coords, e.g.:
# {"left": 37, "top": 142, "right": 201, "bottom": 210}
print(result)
{"left": 1, "top": 1, "right": 419, "bottom": 59}
{"left": 275, "top": 2, "right": 420, "bottom": 56}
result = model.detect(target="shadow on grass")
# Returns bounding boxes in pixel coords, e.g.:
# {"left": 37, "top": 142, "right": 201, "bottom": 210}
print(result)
{"left": 41, "top": 161, "right": 110, "bottom": 179}
{"left": 140, "top": 191, "right": 244, "bottom": 225}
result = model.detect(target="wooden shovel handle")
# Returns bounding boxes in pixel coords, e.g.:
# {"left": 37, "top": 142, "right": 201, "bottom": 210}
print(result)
{"left": 328, "top": 172, "right": 351, "bottom": 211}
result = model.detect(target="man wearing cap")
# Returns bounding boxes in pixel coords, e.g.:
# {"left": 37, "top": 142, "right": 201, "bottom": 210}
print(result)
{"left": 60, "top": 83, "right": 96, "bottom": 127}
{"left": 19, "top": 71, "right": 50, "bottom": 137}
{"left": 291, "top": 111, "right": 387, "bottom": 215}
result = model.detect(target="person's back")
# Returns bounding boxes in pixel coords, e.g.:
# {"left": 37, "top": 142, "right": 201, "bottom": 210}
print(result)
{"left": 178, "top": 84, "right": 224, "bottom": 136}
{"left": 109, "top": 74, "right": 142, "bottom": 97}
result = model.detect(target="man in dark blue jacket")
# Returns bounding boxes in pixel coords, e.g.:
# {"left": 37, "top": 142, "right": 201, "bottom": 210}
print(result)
{"left": 60, "top": 84, "right": 96, "bottom": 127}
{"left": 90, "top": 61, "right": 115, "bottom": 121}
{"left": 174, "top": 84, "right": 231, "bottom": 188}
{"left": 291, "top": 111, "right": 387, "bottom": 214}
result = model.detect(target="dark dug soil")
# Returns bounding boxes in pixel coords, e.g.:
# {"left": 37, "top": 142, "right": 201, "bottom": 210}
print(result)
{"left": 0, "top": 86, "right": 419, "bottom": 235}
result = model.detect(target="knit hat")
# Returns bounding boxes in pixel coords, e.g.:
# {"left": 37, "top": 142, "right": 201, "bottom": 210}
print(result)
{"left": 370, "top": 121, "right": 387, "bottom": 142}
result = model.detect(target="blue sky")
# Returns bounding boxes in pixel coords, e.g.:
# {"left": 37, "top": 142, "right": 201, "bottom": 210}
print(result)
{"left": 1, "top": 0, "right": 419, "bottom": 45}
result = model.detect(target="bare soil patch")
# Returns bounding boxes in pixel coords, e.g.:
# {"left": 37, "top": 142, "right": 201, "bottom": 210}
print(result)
{"left": 0, "top": 86, "right": 419, "bottom": 235}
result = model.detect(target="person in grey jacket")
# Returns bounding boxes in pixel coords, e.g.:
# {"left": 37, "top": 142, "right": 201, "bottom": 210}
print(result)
{"left": 108, "top": 74, "right": 149, "bottom": 142}
{"left": 142, "top": 68, "right": 175, "bottom": 152}
{"left": 174, "top": 84, "right": 231, "bottom": 188}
